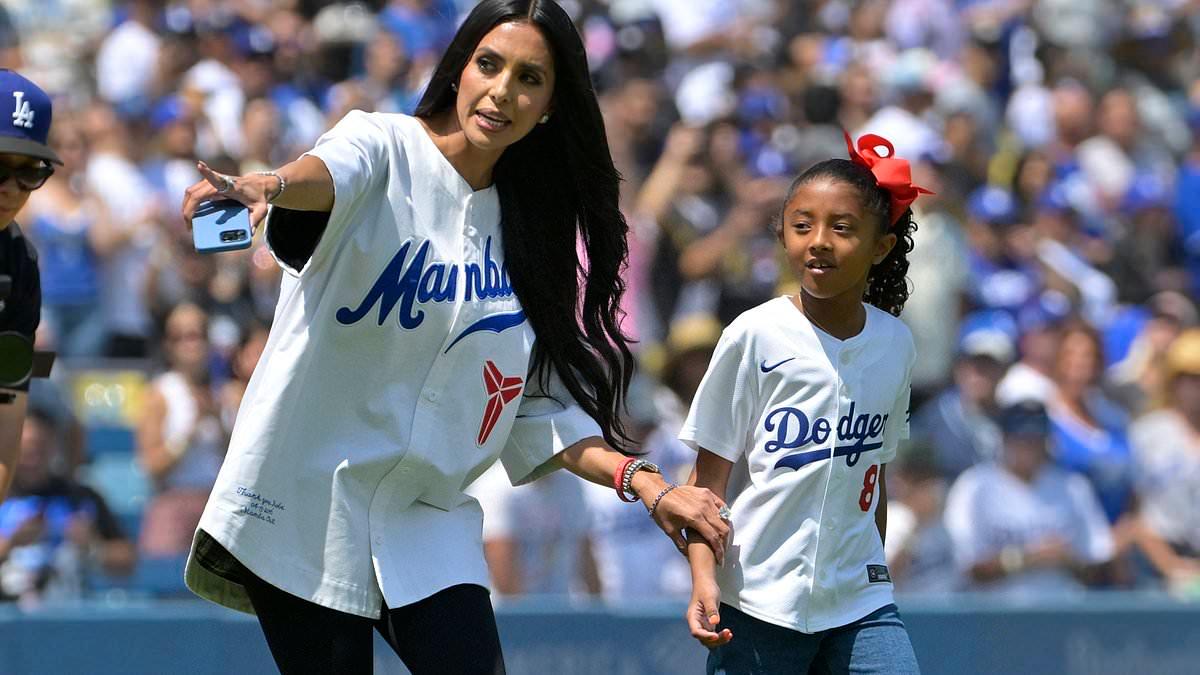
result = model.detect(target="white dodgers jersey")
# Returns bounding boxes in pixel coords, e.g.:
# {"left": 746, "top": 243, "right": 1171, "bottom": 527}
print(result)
{"left": 680, "top": 296, "right": 915, "bottom": 633}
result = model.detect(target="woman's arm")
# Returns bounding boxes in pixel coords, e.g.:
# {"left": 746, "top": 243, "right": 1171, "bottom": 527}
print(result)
{"left": 548, "top": 437, "right": 730, "bottom": 559}
{"left": 686, "top": 449, "right": 734, "bottom": 647}
{"left": 135, "top": 388, "right": 183, "bottom": 481}
{"left": 182, "top": 155, "right": 335, "bottom": 234}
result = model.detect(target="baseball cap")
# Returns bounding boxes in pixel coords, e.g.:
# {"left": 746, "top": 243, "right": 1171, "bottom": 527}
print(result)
{"left": 998, "top": 400, "right": 1050, "bottom": 437}
{"left": 967, "top": 186, "right": 1019, "bottom": 226}
{"left": 958, "top": 310, "right": 1018, "bottom": 363}
{"left": 0, "top": 70, "right": 62, "bottom": 165}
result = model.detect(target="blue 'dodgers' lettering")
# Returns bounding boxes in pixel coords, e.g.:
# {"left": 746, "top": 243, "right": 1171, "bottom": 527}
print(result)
{"left": 765, "top": 401, "right": 889, "bottom": 471}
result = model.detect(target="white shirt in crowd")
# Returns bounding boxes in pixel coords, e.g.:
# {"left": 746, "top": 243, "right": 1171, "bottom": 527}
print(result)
{"left": 186, "top": 111, "right": 601, "bottom": 618}
{"left": 466, "top": 463, "right": 593, "bottom": 597}
{"left": 943, "top": 462, "right": 1114, "bottom": 596}
{"left": 680, "top": 297, "right": 915, "bottom": 633}
{"left": 1130, "top": 410, "right": 1200, "bottom": 553}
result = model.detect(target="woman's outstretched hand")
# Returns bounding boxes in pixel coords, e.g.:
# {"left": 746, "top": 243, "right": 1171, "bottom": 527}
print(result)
{"left": 636, "top": 475, "right": 730, "bottom": 565}
{"left": 181, "top": 161, "right": 278, "bottom": 235}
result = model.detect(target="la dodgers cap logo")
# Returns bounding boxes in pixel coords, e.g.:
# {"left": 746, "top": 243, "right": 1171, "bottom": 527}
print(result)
{"left": 0, "top": 69, "right": 62, "bottom": 165}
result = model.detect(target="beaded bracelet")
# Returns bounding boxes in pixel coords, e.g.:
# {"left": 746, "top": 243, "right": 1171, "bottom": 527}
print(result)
{"left": 256, "top": 171, "right": 287, "bottom": 204}
{"left": 647, "top": 483, "right": 678, "bottom": 518}
{"left": 614, "top": 457, "right": 638, "bottom": 503}
{"left": 621, "top": 459, "right": 648, "bottom": 500}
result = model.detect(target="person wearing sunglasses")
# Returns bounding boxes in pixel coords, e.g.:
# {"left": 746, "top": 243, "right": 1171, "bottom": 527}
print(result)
{"left": 0, "top": 68, "right": 61, "bottom": 503}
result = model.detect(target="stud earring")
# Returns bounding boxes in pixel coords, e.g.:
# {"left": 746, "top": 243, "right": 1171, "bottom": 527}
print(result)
{"left": 539, "top": 114, "right": 550, "bottom": 124}
{"left": 451, "top": 82, "right": 457, "bottom": 91}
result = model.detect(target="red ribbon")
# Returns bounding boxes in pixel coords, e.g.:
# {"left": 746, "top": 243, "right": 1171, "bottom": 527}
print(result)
{"left": 843, "top": 131, "right": 934, "bottom": 225}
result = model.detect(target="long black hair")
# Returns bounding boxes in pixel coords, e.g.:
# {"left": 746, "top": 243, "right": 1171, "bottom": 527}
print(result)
{"left": 778, "top": 159, "right": 917, "bottom": 316}
{"left": 414, "top": 0, "right": 635, "bottom": 450}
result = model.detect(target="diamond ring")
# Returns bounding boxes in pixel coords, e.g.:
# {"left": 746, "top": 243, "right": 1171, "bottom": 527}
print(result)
{"left": 718, "top": 506, "right": 732, "bottom": 522}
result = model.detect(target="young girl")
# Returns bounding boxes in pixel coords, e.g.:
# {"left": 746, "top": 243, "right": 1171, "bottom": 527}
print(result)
{"left": 681, "top": 132, "right": 930, "bottom": 674}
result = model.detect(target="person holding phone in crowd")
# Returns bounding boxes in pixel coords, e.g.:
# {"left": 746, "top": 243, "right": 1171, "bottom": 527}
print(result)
{"left": 178, "top": 2, "right": 729, "bottom": 673}
{"left": 0, "top": 69, "right": 60, "bottom": 503}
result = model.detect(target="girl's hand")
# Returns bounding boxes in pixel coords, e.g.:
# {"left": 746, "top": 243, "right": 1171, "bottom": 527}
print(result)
{"left": 181, "top": 161, "right": 277, "bottom": 235}
{"left": 687, "top": 578, "right": 732, "bottom": 647}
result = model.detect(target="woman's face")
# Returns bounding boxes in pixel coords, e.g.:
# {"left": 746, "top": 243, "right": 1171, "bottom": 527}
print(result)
{"left": 456, "top": 21, "right": 556, "bottom": 154}
{"left": 166, "top": 307, "right": 210, "bottom": 376}
{"left": 1056, "top": 330, "right": 1101, "bottom": 389}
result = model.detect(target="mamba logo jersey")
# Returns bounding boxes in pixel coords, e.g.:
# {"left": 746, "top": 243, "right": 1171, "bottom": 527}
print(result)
{"left": 186, "top": 112, "right": 601, "bottom": 619}
{"left": 680, "top": 296, "right": 915, "bottom": 633}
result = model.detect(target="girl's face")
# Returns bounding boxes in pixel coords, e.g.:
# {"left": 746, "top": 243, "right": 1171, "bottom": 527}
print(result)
{"left": 456, "top": 21, "right": 556, "bottom": 154}
{"left": 779, "top": 178, "right": 896, "bottom": 304}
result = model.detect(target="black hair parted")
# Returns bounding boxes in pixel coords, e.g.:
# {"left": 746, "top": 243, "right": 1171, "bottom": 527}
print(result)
{"left": 414, "top": 0, "right": 636, "bottom": 450}
{"left": 779, "top": 158, "right": 917, "bottom": 317}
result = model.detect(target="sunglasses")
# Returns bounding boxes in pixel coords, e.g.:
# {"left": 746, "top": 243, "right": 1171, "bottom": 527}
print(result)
{"left": 0, "top": 163, "right": 55, "bottom": 191}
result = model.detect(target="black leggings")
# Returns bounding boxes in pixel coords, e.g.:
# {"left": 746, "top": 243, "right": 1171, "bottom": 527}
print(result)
{"left": 240, "top": 567, "right": 505, "bottom": 675}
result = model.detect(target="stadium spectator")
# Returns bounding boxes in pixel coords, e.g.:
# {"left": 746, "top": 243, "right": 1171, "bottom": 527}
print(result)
{"left": 912, "top": 312, "right": 1013, "bottom": 480}
{"left": 0, "top": 407, "right": 135, "bottom": 604}
{"left": 944, "top": 400, "right": 1114, "bottom": 595}
{"left": 884, "top": 446, "right": 958, "bottom": 594}
{"left": 1129, "top": 329, "right": 1200, "bottom": 591}
{"left": 135, "top": 303, "right": 226, "bottom": 557}
{"left": 19, "top": 114, "right": 110, "bottom": 358}
{"left": 1046, "top": 320, "right": 1134, "bottom": 523}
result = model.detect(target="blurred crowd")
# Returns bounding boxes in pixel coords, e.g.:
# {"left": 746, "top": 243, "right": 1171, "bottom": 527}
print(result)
{"left": 3, "top": 0, "right": 1200, "bottom": 606}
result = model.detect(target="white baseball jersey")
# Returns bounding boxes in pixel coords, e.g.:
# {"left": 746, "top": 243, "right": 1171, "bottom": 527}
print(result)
{"left": 680, "top": 296, "right": 914, "bottom": 633}
{"left": 185, "top": 111, "right": 601, "bottom": 618}
{"left": 943, "top": 462, "right": 1114, "bottom": 596}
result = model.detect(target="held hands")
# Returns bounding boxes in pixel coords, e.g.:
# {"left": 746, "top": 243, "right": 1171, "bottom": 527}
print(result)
{"left": 687, "top": 577, "right": 733, "bottom": 647}
{"left": 633, "top": 471, "right": 730, "bottom": 565}
{"left": 181, "top": 161, "right": 278, "bottom": 236}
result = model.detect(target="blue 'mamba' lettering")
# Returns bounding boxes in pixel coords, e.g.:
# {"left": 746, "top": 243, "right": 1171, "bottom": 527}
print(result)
{"left": 336, "top": 237, "right": 513, "bottom": 329}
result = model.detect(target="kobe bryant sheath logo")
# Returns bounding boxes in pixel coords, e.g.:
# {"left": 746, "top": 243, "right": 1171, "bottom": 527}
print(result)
{"left": 478, "top": 361, "right": 523, "bottom": 446}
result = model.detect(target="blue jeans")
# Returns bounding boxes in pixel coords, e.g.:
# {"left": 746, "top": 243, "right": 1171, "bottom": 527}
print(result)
{"left": 707, "top": 603, "right": 920, "bottom": 675}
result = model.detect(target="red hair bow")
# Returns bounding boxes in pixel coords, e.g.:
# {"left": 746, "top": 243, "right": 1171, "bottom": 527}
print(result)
{"left": 843, "top": 131, "right": 934, "bottom": 225}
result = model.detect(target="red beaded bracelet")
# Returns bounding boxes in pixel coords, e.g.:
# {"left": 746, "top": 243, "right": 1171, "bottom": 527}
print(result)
{"left": 614, "top": 457, "right": 638, "bottom": 503}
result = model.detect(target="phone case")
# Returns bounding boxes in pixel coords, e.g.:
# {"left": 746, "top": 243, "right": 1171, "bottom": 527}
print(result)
{"left": 192, "top": 199, "right": 253, "bottom": 253}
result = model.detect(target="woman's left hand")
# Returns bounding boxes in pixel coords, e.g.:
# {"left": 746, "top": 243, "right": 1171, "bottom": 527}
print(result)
{"left": 636, "top": 475, "right": 729, "bottom": 564}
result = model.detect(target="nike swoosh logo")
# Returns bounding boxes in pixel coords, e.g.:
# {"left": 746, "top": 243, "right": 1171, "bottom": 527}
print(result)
{"left": 444, "top": 310, "right": 527, "bottom": 353}
{"left": 760, "top": 357, "right": 795, "bottom": 373}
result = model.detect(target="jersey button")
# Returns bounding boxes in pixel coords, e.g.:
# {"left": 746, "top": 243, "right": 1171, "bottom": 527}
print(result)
{"left": 424, "top": 389, "right": 439, "bottom": 402}
{"left": 839, "top": 352, "right": 851, "bottom": 364}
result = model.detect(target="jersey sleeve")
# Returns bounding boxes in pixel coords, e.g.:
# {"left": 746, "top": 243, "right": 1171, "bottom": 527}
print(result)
{"left": 678, "top": 324, "right": 758, "bottom": 463}
{"left": 878, "top": 337, "right": 915, "bottom": 465}
{"left": 499, "top": 366, "right": 604, "bottom": 487}
{"left": 266, "top": 110, "right": 392, "bottom": 275}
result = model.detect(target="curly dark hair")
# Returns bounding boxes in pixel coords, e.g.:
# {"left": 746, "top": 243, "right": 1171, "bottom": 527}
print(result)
{"left": 778, "top": 158, "right": 918, "bottom": 316}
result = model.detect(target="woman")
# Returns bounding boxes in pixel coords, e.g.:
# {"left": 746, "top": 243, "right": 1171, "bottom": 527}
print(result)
{"left": 1046, "top": 320, "right": 1133, "bottom": 524}
{"left": 135, "top": 303, "right": 226, "bottom": 557}
{"left": 179, "top": 2, "right": 728, "bottom": 673}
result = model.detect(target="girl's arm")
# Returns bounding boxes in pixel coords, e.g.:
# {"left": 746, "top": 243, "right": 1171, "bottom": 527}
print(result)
{"left": 686, "top": 449, "right": 734, "bottom": 647}
{"left": 549, "top": 438, "right": 730, "bottom": 558}
{"left": 875, "top": 464, "right": 888, "bottom": 546}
